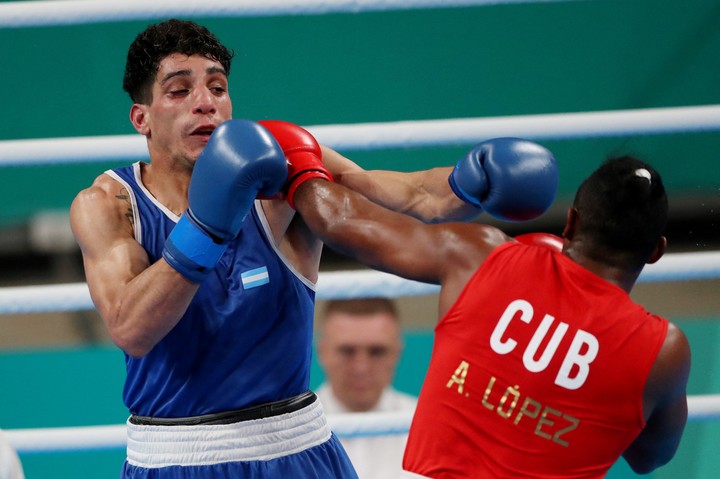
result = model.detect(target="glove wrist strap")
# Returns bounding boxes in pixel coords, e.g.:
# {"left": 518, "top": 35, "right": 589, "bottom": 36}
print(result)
{"left": 287, "top": 171, "right": 333, "bottom": 209}
{"left": 448, "top": 174, "right": 484, "bottom": 210}
{"left": 162, "top": 213, "right": 229, "bottom": 283}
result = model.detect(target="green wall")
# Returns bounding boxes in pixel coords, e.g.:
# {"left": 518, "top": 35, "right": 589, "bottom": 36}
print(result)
{"left": 1, "top": 317, "right": 718, "bottom": 478}
{"left": 0, "top": 0, "right": 719, "bottom": 226}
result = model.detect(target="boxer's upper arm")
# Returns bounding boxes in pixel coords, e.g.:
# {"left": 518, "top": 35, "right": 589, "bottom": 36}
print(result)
{"left": 70, "top": 175, "right": 150, "bottom": 322}
{"left": 72, "top": 175, "right": 205, "bottom": 357}
{"left": 622, "top": 322, "right": 691, "bottom": 473}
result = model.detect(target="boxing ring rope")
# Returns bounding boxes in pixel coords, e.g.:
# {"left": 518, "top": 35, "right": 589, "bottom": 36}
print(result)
{"left": 8, "top": 394, "right": 720, "bottom": 454}
{"left": 0, "top": 250, "right": 719, "bottom": 314}
{"left": 0, "top": 0, "right": 581, "bottom": 28}
{"left": 2, "top": 104, "right": 720, "bottom": 166}
{"left": 2, "top": 106, "right": 720, "bottom": 456}
{"left": 1, "top": 108, "right": 719, "bottom": 459}
{"left": 5, "top": 397, "right": 720, "bottom": 454}
{"left": 2, "top": 248, "right": 720, "bottom": 454}
{"left": 5, "top": 411, "right": 417, "bottom": 454}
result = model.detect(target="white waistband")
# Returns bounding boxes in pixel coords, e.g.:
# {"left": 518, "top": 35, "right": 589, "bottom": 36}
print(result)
{"left": 400, "top": 471, "right": 432, "bottom": 479}
{"left": 126, "top": 398, "right": 332, "bottom": 468}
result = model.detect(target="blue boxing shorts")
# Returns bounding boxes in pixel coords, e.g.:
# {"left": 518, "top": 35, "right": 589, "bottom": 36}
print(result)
{"left": 121, "top": 392, "right": 357, "bottom": 478}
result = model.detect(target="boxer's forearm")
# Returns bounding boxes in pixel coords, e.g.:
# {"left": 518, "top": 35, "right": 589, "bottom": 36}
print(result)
{"left": 320, "top": 144, "right": 478, "bottom": 223}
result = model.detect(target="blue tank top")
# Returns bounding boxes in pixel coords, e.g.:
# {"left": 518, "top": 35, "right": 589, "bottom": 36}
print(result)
{"left": 107, "top": 162, "right": 316, "bottom": 417}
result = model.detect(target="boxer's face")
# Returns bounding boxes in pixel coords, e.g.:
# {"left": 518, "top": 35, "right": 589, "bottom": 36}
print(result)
{"left": 318, "top": 311, "right": 403, "bottom": 412}
{"left": 130, "top": 53, "right": 232, "bottom": 168}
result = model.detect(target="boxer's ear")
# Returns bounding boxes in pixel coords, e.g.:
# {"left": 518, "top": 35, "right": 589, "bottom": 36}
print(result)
{"left": 130, "top": 104, "right": 150, "bottom": 136}
{"left": 647, "top": 236, "right": 667, "bottom": 265}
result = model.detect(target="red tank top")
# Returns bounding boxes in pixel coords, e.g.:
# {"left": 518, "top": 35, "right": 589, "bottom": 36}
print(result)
{"left": 403, "top": 242, "right": 668, "bottom": 479}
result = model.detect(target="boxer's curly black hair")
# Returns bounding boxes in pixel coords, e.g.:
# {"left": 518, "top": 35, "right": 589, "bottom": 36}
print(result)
{"left": 573, "top": 155, "right": 668, "bottom": 268}
{"left": 123, "top": 19, "right": 235, "bottom": 104}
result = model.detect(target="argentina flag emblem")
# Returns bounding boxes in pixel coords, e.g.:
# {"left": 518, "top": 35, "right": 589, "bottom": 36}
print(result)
{"left": 241, "top": 266, "right": 270, "bottom": 290}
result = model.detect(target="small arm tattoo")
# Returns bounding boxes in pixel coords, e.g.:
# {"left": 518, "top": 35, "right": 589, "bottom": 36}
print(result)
{"left": 116, "top": 189, "right": 134, "bottom": 223}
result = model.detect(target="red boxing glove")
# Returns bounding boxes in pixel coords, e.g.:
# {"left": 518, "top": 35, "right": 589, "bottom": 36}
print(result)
{"left": 515, "top": 232, "right": 563, "bottom": 252}
{"left": 258, "top": 120, "right": 333, "bottom": 209}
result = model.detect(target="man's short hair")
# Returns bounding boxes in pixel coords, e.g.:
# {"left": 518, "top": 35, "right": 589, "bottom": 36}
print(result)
{"left": 322, "top": 298, "right": 399, "bottom": 323}
{"left": 573, "top": 155, "right": 668, "bottom": 267}
{"left": 123, "top": 19, "right": 235, "bottom": 104}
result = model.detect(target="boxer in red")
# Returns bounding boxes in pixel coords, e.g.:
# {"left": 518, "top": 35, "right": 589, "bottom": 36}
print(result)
{"left": 291, "top": 154, "right": 690, "bottom": 479}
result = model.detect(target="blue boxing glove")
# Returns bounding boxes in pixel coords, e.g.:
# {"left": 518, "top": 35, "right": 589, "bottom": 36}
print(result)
{"left": 162, "top": 119, "right": 288, "bottom": 282}
{"left": 448, "top": 138, "right": 558, "bottom": 221}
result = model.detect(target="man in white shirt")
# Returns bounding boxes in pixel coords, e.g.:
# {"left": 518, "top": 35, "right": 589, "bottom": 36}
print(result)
{"left": 0, "top": 430, "right": 24, "bottom": 479}
{"left": 316, "top": 298, "right": 417, "bottom": 479}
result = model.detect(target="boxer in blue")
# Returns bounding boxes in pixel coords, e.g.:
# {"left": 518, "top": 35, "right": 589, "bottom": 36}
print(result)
{"left": 70, "top": 19, "right": 558, "bottom": 478}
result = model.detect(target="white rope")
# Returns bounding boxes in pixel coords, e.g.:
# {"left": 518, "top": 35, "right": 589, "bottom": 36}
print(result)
{"left": 0, "top": 283, "right": 98, "bottom": 315}
{"left": 686, "top": 394, "right": 720, "bottom": 422}
{"left": 6, "top": 424, "right": 125, "bottom": 454}
{"left": 5, "top": 397, "right": 718, "bottom": 454}
{"left": 0, "top": 0, "right": 580, "bottom": 28}
{"left": 2, "top": 105, "right": 720, "bottom": 167}
{"left": 0, "top": 251, "right": 718, "bottom": 315}
{"left": 637, "top": 251, "right": 720, "bottom": 283}
{"left": 4, "top": 413, "right": 415, "bottom": 454}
